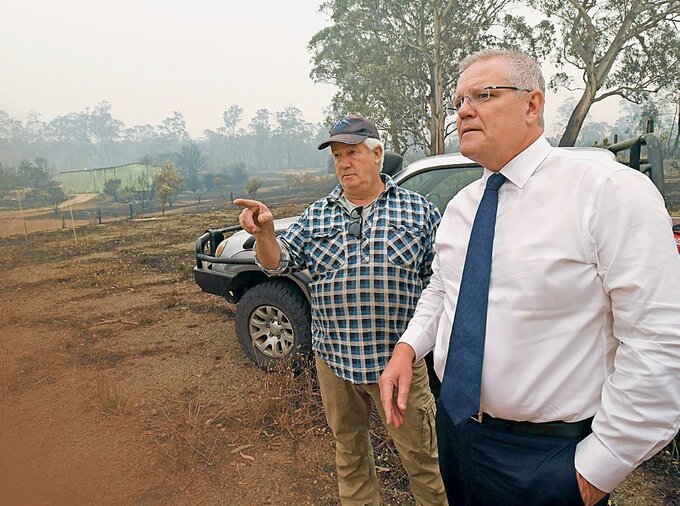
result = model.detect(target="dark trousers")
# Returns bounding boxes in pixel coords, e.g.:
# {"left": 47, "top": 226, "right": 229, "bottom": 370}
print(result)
{"left": 436, "top": 405, "right": 610, "bottom": 506}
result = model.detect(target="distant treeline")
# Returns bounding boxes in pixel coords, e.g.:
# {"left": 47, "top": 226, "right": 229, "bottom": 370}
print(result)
{"left": 0, "top": 102, "right": 332, "bottom": 176}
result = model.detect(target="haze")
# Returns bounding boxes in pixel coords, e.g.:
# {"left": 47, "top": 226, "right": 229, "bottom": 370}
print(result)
{"left": 0, "top": 0, "right": 336, "bottom": 138}
{"left": 2, "top": 0, "right": 624, "bottom": 139}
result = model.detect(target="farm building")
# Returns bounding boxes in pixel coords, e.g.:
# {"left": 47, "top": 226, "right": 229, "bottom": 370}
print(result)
{"left": 58, "top": 163, "right": 161, "bottom": 193}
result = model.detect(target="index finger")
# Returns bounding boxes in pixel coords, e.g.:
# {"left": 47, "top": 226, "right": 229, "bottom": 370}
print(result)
{"left": 233, "top": 198, "right": 260, "bottom": 210}
{"left": 379, "top": 378, "right": 395, "bottom": 423}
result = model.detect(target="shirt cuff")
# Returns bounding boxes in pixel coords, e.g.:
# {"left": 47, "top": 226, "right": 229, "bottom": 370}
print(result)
{"left": 399, "top": 323, "right": 430, "bottom": 363}
{"left": 575, "top": 433, "right": 636, "bottom": 493}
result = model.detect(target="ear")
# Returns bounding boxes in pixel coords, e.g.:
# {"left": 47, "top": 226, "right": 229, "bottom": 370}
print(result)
{"left": 373, "top": 145, "right": 383, "bottom": 164}
{"left": 526, "top": 90, "right": 544, "bottom": 126}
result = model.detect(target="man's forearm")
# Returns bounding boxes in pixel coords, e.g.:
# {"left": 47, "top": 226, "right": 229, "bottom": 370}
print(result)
{"left": 254, "top": 231, "right": 281, "bottom": 269}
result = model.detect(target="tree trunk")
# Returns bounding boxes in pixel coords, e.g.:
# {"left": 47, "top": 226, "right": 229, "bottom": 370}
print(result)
{"left": 429, "top": 2, "right": 446, "bottom": 155}
{"left": 388, "top": 112, "right": 402, "bottom": 154}
{"left": 430, "top": 64, "right": 446, "bottom": 155}
{"left": 559, "top": 83, "right": 598, "bottom": 147}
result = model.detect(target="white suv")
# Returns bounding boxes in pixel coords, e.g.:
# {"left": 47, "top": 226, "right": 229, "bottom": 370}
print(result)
{"left": 194, "top": 134, "right": 671, "bottom": 369}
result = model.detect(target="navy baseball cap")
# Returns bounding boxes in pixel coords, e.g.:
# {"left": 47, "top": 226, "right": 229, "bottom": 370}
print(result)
{"left": 317, "top": 115, "right": 380, "bottom": 150}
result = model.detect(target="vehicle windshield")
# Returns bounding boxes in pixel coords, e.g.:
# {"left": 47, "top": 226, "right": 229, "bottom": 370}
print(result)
{"left": 398, "top": 166, "right": 483, "bottom": 212}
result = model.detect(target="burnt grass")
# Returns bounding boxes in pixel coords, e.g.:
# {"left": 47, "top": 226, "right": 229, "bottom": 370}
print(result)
{"left": 0, "top": 195, "right": 677, "bottom": 505}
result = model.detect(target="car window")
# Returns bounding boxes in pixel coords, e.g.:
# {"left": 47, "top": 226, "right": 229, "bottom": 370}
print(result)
{"left": 397, "top": 167, "right": 483, "bottom": 212}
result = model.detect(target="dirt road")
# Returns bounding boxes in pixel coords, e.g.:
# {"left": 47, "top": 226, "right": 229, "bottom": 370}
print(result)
{"left": 0, "top": 205, "right": 677, "bottom": 505}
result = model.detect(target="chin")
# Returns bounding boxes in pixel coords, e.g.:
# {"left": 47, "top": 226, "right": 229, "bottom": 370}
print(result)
{"left": 459, "top": 142, "right": 478, "bottom": 158}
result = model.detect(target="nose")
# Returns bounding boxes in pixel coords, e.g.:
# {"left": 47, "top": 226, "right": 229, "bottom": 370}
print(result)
{"left": 456, "top": 96, "right": 475, "bottom": 118}
{"left": 335, "top": 154, "right": 350, "bottom": 170}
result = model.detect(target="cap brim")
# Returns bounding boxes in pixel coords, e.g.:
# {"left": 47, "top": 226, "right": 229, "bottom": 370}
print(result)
{"left": 317, "top": 133, "right": 367, "bottom": 150}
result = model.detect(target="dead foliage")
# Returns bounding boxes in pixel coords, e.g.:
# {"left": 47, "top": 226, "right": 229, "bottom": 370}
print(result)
{"left": 95, "top": 370, "right": 131, "bottom": 415}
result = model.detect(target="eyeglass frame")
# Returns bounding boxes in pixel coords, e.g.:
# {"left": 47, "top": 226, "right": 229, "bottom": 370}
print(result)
{"left": 447, "top": 85, "right": 533, "bottom": 115}
{"left": 347, "top": 206, "right": 364, "bottom": 239}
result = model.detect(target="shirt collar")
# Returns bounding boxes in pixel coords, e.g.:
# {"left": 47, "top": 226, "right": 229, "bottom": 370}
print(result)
{"left": 327, "top": 173, "right": 396, "bottom": 204}
{"left": 483, "top": 136, "right": 551, "bottom": 189}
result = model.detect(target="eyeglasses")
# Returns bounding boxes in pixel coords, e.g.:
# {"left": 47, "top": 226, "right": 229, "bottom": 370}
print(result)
{"left": 448, "top": 86, "right": 532, "bottom": 114}
{"left": 347, "top": 206, "right": 364, "bottom": 239}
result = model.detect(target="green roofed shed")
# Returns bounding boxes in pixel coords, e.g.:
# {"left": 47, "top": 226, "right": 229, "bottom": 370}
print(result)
{"left": 58, "top": 163, "right": 162, "bottom": 193}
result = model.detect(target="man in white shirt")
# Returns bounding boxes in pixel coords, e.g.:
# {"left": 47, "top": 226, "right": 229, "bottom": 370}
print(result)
{"left": 379, "top": 49, "right": 680, "bottom": 506}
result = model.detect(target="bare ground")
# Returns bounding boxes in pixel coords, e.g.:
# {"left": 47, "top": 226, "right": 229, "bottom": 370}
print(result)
{"left": 0, "top": 202, "right": 678, "bottom": 506}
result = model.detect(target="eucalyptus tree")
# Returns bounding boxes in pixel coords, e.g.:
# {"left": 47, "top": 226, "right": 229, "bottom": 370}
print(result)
{"left": 222, "top": 104, "right": 243, "bottom": 138}
{"left": 211, "top": 104, "right": 244, "bottom": 168}
{"left": 177, "top": 143, "right": 206, "bottom": 191}
{"left": 275, "top": 106, "right": 315, "bottom": 168}
{"left": 0, "top": 110, "right": 22, "bottom": 140}
{"left": 45, "top": 112, "right": 90, "bottom": 144}
{"left": 23, "top": 111, "right": 46, "bottom": 144}
{"left": 88, "top": 101, "right": 123, "bottom": 144}
{"left": 309, "top": 0, "right": 550, "bottom": 155}
{"left": 18, "top": 160, "right": 50, "bottom": 189}
{"left": 157, "top": 111, "right": 190, "bottom": 147}
{"left": 531, "top": 0, "right": 680, "bottom": 146}
{"left": 248, "top": 109, "right": 273, "bottom": 170}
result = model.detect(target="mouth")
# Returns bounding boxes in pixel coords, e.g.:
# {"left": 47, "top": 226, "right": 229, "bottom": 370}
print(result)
{"left": 460, "top": 127, "right": 481, "bottom": 136}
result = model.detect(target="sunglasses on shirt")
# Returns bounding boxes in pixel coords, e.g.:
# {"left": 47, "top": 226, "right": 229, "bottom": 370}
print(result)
{"left": 347, "top": 206, "right": 364, "bottom": 239}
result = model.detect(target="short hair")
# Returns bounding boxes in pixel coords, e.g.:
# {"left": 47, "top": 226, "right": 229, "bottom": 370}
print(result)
{"left": 363, "top": 137, "right": 385, "bottom": 171}
{"left": 459, "top": 49, "right": 545, "bottom": 126}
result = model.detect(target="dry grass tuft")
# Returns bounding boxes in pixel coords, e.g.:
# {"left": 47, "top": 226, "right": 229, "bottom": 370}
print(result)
{"left": 243, "top": 359, "right": 326, "bottom": 437}
{"left": 141, "top": 361, "right": 327, "bottom": 484}
{"left": 95, "top": 370, "right": 131, "bottom": 415}
{"left": 148, "top": 399, "right": 233, "bottom": 480}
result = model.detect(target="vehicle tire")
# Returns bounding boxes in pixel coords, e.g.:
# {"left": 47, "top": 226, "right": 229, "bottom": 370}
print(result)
{"left": 235, "top": 279, "right": 312, "bottom": 369}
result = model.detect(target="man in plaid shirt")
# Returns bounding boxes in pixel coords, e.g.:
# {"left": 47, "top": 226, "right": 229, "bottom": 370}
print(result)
{"left": 235, "top": 115, "right": 446, "bottom": 505}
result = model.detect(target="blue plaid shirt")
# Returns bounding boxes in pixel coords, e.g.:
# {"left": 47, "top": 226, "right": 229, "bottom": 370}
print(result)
{"left": 265, "top": 174, "right": 440, "bottom": 384}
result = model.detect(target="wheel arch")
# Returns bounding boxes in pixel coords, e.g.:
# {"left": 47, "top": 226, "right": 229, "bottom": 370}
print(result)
{"left": 227, "top": 271, "right": 311, "bottom": 305}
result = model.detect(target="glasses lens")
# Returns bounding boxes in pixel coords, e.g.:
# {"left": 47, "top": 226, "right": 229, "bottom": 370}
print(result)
{"left": 348, "top": 207, "right": 363, "bottom": 238}
{"left": 477, "top": 89, "right": 492, "bottom": 102}
{"left": 348, "top": 221, "right": 361, "bottom": 238}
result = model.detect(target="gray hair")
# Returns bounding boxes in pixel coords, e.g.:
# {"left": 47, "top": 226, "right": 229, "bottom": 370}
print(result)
{"left": 363, "top": 137, "right": 385, "bottom": 171}
{"left": 459, "top": 49, "right": 545, "bottom": 126}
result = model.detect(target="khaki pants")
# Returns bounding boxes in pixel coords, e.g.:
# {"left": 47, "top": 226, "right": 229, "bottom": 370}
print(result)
{"left": 316, "top": 355, "right": 447, "bottom": 506}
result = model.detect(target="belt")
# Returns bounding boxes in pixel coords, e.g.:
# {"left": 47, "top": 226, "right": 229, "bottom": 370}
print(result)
{"left": 470, "top": 413, "right": 594, "bottom": 439}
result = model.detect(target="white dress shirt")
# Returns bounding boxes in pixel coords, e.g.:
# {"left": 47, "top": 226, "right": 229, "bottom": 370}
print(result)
{"left": 400, "top": 136, "right": 680, "bottom": 492}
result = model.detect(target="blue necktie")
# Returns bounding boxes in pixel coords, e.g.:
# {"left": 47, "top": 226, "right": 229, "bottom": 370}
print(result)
{"left": 440, "top": 172, "right": 506, "bottom": 424}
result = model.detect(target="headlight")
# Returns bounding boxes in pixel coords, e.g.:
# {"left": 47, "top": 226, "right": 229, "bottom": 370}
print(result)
{"left": 215, "top": 238, "right": 228, "bottom": 256}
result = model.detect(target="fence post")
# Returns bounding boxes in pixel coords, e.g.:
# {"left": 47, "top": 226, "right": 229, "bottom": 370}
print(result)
{"left": 97, "top": 208, "right": 102, "bottom": 224}
{"left": 62, "top": 213, "right": 66, "bottom": 229}
{"left": 129, "top": 203, "right": 133, "bottom": 219}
